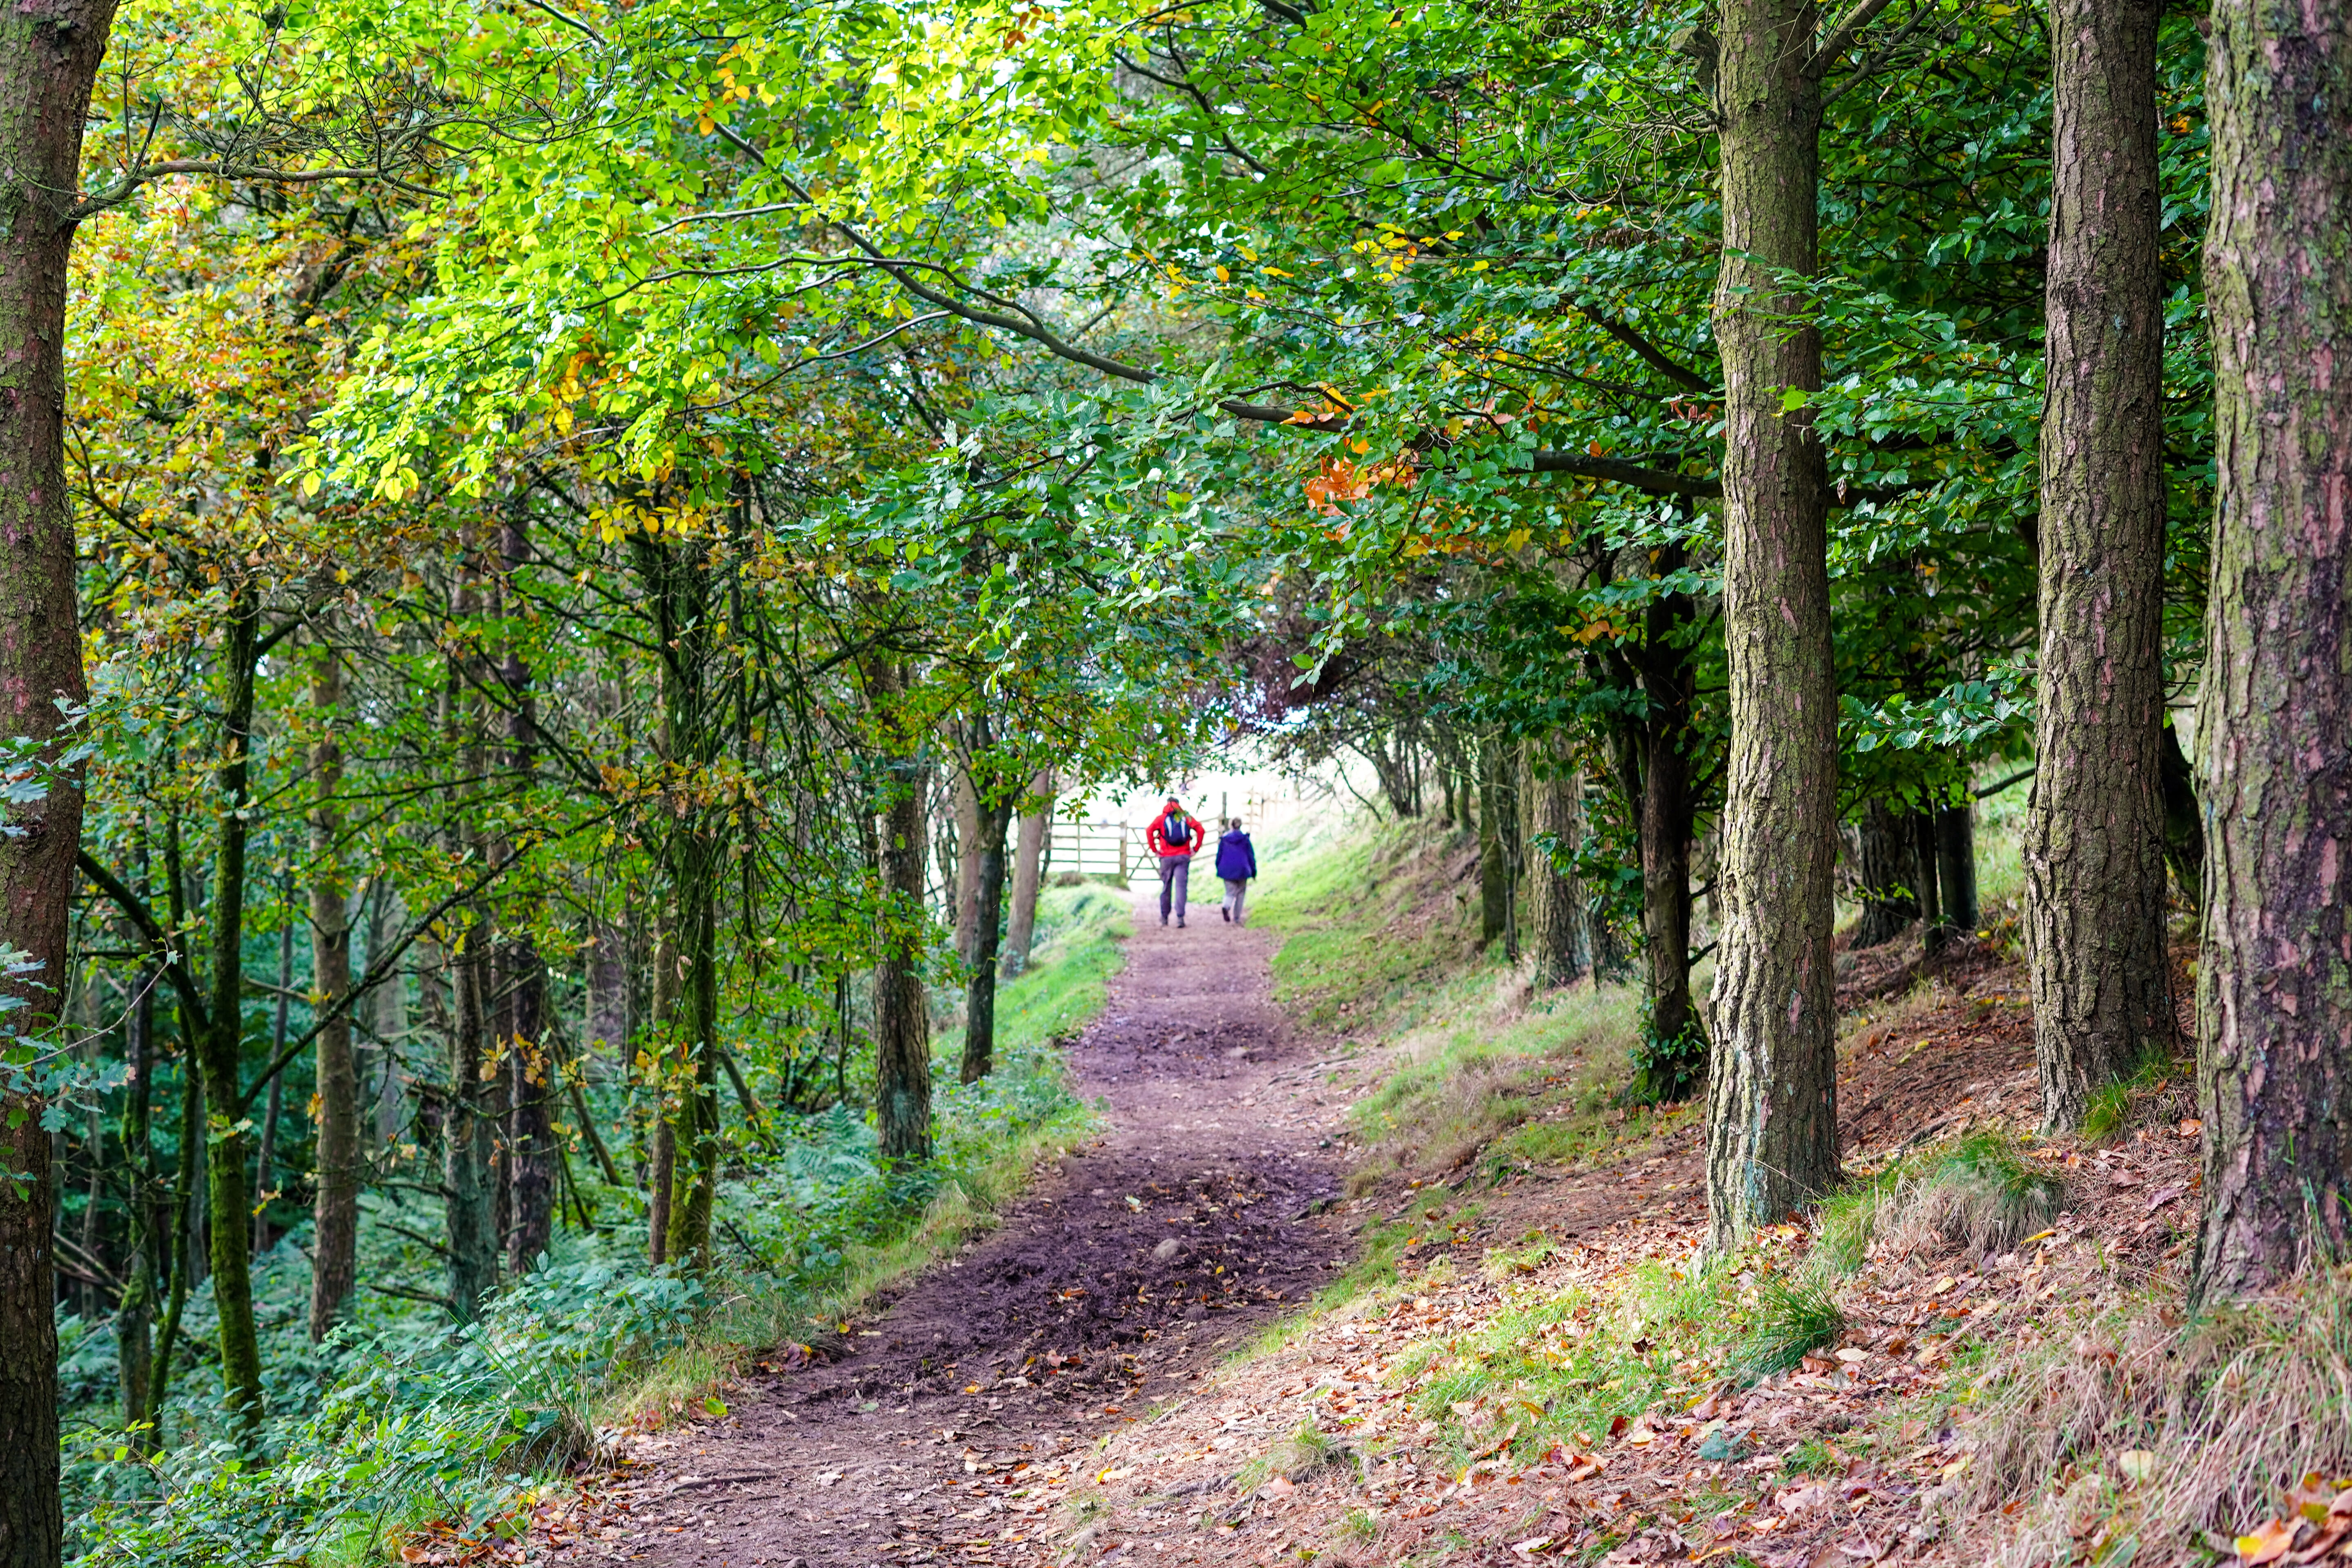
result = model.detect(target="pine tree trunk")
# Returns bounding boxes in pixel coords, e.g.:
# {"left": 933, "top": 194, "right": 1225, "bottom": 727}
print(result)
{"left": 2027, "top": 0, "right": 2171, "bottom": 1131}
{"left": 999, "top": 773, "right": 1054, "bottom": 980}
{"left": 1851, "top": 799, "right": 1918, "bottom": 948}
{"left": 869, "top": 660, "right": 935, "bottom": 1165}
{"left": 307, "top": 641, "right": 359, "bottom": 1341}
{"left": 1, "top": 13, "right": 112, "bottom": 1557}
{"left": 2191, "top": 0, "right": 2352, "bottom": 1301}
{"left": 198, "top": 594, "right": 267, "bottom": 1425}
{"left": 1527, "top": 739, "right": 1592, "bottom": 990}
{"left": 1704, "top": 0, "right": 1842, "bottom": 1248}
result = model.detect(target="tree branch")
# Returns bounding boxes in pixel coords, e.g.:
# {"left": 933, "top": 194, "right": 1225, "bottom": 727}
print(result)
{"left": 1810, "top": 0, "right": 1901, "bottom": 80}
{"left": 75, "top": 851, "right": 210, "bottom": 1035}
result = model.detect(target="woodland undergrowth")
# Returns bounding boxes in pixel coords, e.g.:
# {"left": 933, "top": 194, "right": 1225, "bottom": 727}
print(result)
{"left": 59, "top": 885, "right": 1126, "bottom": 1568}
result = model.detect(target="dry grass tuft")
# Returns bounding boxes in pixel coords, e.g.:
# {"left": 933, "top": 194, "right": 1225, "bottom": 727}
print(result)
{"left": 1960, "top": 1272, "right": 2352, "bottom": 1567}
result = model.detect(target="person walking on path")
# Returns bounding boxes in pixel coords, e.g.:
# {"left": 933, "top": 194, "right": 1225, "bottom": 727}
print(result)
{"left": 1148, "top": 797, "right": 1206, "bottom": 927}
{"left": 1217, "top": 819, "right": 1258, "bottom": 925}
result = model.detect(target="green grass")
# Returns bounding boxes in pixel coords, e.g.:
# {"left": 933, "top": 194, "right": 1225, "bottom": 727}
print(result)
{"left": 1733, "top": 1276, "right": 1848, "bottom": 1381}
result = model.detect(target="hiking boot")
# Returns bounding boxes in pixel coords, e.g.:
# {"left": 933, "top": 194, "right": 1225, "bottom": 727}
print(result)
{"left": 1177, "top": 916, "right": 1186, "bottom": 928}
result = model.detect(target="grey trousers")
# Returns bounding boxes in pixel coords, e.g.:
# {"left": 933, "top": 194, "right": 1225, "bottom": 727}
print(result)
{"left": 1222, "top": 878, "right": 1248, "bottom": 924}
{"left": 1157, "top": 855, "right": 1191, "bottom": 921}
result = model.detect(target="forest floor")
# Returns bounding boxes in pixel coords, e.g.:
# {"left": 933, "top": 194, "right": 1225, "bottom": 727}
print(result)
{"left": 545, "top": 878, "right": 1365, "bottom": 1568}
{"left": 530, "top": 834, "right": 2230, "bottom": 1568}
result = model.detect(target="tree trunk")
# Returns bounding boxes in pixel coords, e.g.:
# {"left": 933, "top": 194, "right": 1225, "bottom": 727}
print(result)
{"left": 662, "top": 871, "right": 720, "bottom": 1271}
{"left": 505, "top": 940, "right": 554, "bottom": 1274}
{"left": 2191, "top": 0, "right": 2352, "bottom": 1301}
{"left": 1936, "top": 804, "right": 1979, "bottom": 934}
{"left": 2157, "top": 719, "right": 2203, "bottom": 910}
{"left": 962, "top": 788, "right": 1015, "bottom": 1084}
{"left": 644, "top": 916, "right": 677, "bottom": 1267}
{"left": 1639, "top": 542, "right": 1702, "bottom": 1068}
{"left": 307, "top": 641, "right": 359, "bottom": 1342}
{"left": 1478, "top": 741, "right": 1509, "bottom": 948}
{"left": 2027, "top": 0, "right": 2171, "bottom": 1132}
{"left": 1703, "top": 0, "right": 1842, "bottom": 1250}
{"left": 446, "top": 930, "right": 498, "bottom": 1316}
{"left": 254, "top": 918, "right": 291, "bottom": 1257}
{"left": 952, "top": 766, "right": 982, "bottom": 967}
{"left": 115, "top": 965, "right": 155, "bottom": 1447}
{"left": 0, "top": 12, "right": 111, "bottom": 1559}
{"left": 869, "top": 660, "right": 934, "bottom": 1166}
{"left": 1851, "top": 800, "right": 1918, "bottom": 948}
{"left": 197, "top": 594, "right": 266, "bottom": 1426}
{"left": 368, "top": 892, "right": 406, "bottom": 1144}
{"left": 1526, "top": 739, "right": 1592, "bottom": 990}
{"left": 999, "top": 773, "right": 1054, "bottom": 980}
{"left": 1911, "top": 811, "right": 1943, "bottom": 941}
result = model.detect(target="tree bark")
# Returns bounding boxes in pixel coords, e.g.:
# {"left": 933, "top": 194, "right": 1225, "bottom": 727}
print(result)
{"left": 1526, "top": 738, "right": 1592, "bottom": 990}
{"left": 115, "top": 966, "right": 155, "bottom": 1447}
{"left": 1638, "top": 541, "right": 1702, "bottom": 1059}
{"left": 0, "top": 8, "right": 112, "bottom": 1557}
{"left": 446, "top": 929, "right": 498, "bottom": 1317}
{"left": 197, "top": 594, "right": 266, "bottom": 1425}
{"left": 868, "top": 659, "right": 934, "bottom": 1165}
{"left": 2191, "top": 0, "right": 2352, "bottom": 1301}
{"left": 1703, "top": 0, "right": 1842, "bottom": 1249}
{"left": 2027, "top": 0, "right": 2172, "bottom": 1132}
{"left": 961, "top": 764, "right": 1014, "bottom": 1084}
{"left": 1936, "top": 803, "right": 1979, "bottom": 934}
{"left": 644, "top": 914, "right": 678, "bottom": 1268}
{"left": 952, "top": 766, "right": 982, "bottom": 966}
{"left": 999, "top": 772, "right": 1054, "bottom": 980}
{"left": 307, "top": 640, "right": 359, "bottom": 1341}
{"left": 497, "top": 519, "right": 554, "bottom": 1276}
{"left": 505, "top": 940, "right": 553, "bottom": 1274}
{"left": 2157, "top": 719, "right": 2204, "bottom": 909}
{"left": 1478, "top": 740, "right": 1509, "bottom": 948}
{"left": 1851, "top": 800, "right": 1918, "bottom": 948}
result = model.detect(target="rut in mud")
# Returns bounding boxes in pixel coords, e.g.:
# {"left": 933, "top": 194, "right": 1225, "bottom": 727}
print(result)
{"left": 569, "top": 881, "right": 1356, "bottom": 1568}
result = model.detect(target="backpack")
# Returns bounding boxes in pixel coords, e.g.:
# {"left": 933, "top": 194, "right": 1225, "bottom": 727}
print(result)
{"left": 1160, "top": 811, "right": 1191, "bottom": 851}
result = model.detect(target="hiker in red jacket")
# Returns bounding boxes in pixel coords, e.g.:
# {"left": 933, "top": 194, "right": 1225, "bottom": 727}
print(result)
{"left": 1147, "top": 797, "right": 1207, "bottom": 927}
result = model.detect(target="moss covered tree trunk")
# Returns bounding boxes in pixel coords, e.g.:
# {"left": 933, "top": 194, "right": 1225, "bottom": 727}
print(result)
{"left": 307, "top": 640, "right": 358, "bottom": 1340}
{"left": 2191, "top": 0, "right": 2352, "bottom": 1301}
{"left": 1639, "top": 542, "right": 1702, "bottom": 1059}
{"left": 2026, "top": 0, "right": 2171, "bottom": 1131}
{"left": 2, "top": 12, "right": 115, "bottom": 1558}
{"left": 1703, "top": 0, "right": 1842, "bottom": 1248}
{"left": 197, "top": 595, "right": 266, "bottom": 1424}
{"left": 961, "top": 759, "right": 1014, "bottom": 1085}
{"left": 865, "top": 656, "right": 934, "bottom": 1165}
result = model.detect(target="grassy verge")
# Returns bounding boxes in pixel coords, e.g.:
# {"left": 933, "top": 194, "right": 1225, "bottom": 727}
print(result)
{"left": 1251, "top": 813, "right": 1652, "bottom": 1192}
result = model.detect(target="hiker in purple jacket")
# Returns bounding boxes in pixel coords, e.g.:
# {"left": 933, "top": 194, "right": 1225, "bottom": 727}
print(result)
{"left": 1216, "top": 819, "right": 1258, "bottom": 925}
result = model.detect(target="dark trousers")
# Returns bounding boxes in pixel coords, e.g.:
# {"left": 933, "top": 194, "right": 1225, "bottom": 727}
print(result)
{"left": 1157, "top": 856, "right": 1191, "bottom": 921}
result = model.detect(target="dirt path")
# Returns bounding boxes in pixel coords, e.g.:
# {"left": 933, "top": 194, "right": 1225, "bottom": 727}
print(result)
{"left": 576, "top": 880, "right": 1353, "bottom": 1568}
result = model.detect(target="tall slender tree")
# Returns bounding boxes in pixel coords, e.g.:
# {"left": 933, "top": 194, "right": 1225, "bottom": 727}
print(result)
{"left": 1703, "top": 0, "right": 1843, "bottom": 1247}
{"left": 2192, "top": 0, "right": 2352, "bottom": 1301}
{"left": 308, "top": 638, "right": 359, "bottom": 1339}
{"left": 2026, "top": 0, "right": 2171, "bottom": 1131}
{"left": 2, "top": 14, "right": 117, "bottom": 1562}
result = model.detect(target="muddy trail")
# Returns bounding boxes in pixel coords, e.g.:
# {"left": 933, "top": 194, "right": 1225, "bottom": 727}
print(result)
{"left": 568, "top": 881, "right": 1354, "bottom": 1568}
